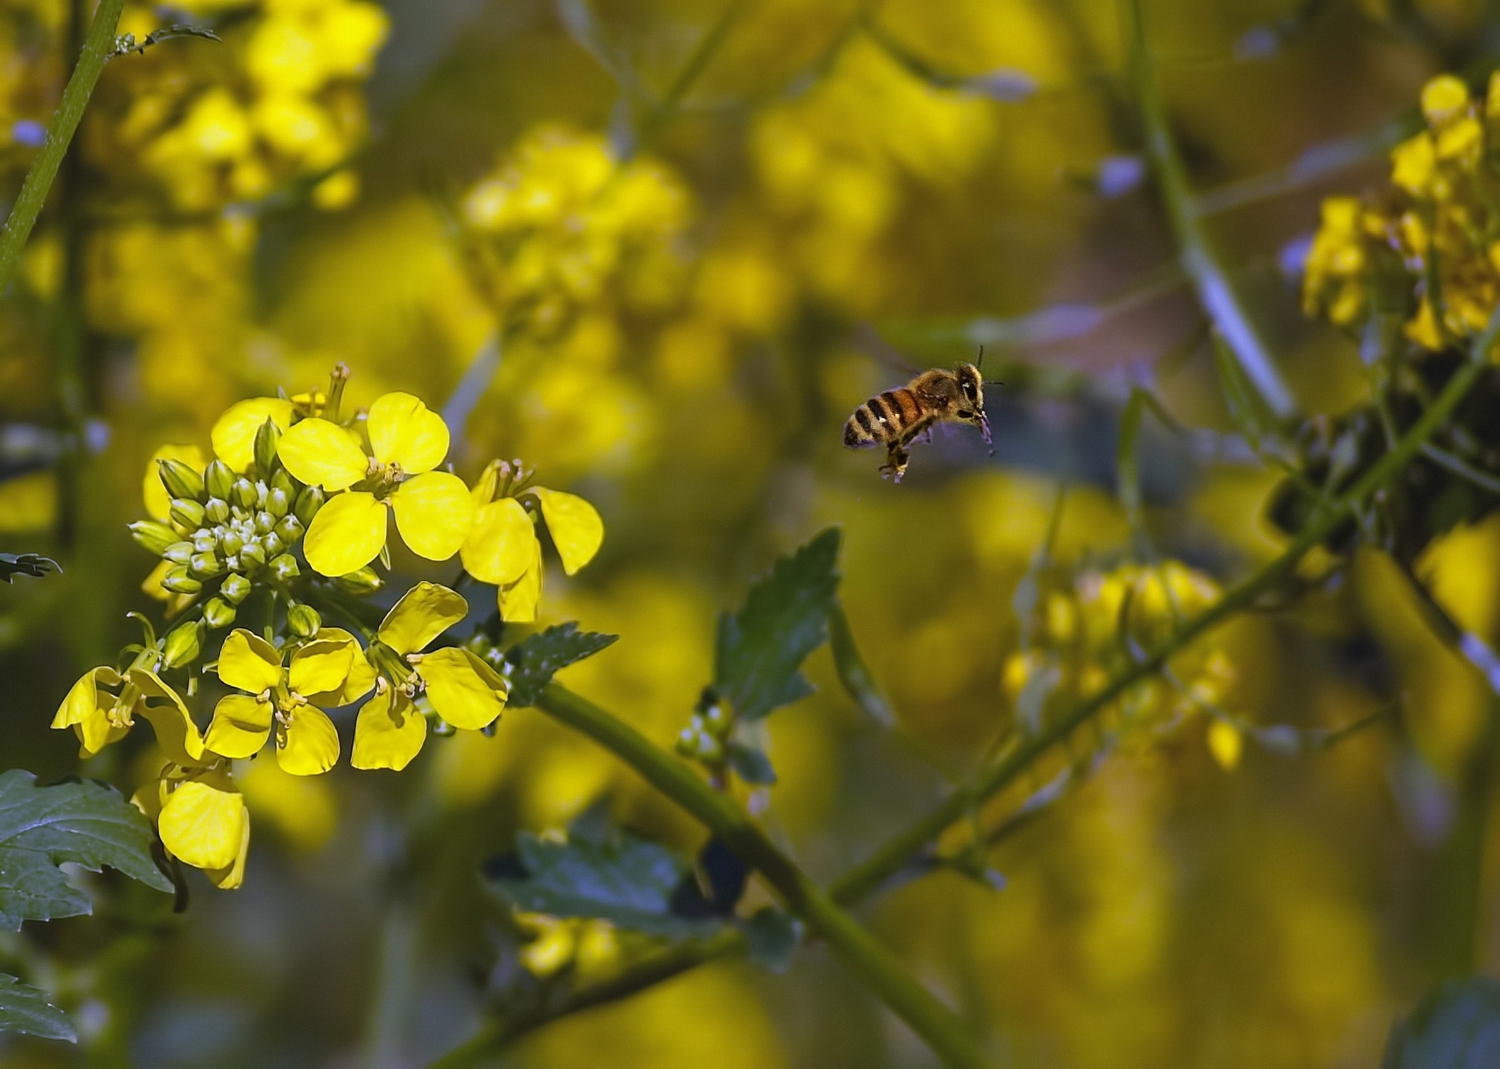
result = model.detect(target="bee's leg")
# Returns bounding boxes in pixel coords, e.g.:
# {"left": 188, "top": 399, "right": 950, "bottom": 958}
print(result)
{"left": 879, "top": 443, "right": 910, "bottom": 482}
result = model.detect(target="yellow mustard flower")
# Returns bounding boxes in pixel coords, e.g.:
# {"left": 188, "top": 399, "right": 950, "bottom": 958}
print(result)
{"left": 53, "top": 665, "right": 207, "bottom": 761}
{"left": 205, "top": 627, "right": 375, "bottom": 774}
{"left": 276, "top": 392, "right": 475, "bottom": 576}
{"left": 353, "top": 582, "right": 508, "bottom": 771}
{"left": 460, "top": 461, "right": 604, "bottom": 623}
{"left": 149, "top": 762, "right": 250, "bottom": 883}
{"left": 211, "top": 396, "right": 295, "bottom": 472}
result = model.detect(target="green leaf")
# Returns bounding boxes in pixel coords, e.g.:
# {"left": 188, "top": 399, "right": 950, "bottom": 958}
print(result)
{"left": 0, "top": 973, "right": 75, "bottom": 1042}
{"left": 0, "top": 769, "right": 173, "bottom": 930}
{"left": 1383, "top": 978, "right": 1500, "bottom": 1069}
{"left": 504, "top": 623, "right": 619, "bottom": 707}
{"left": 726, "top": 741, "right": 777, "bottom": 785}
{"left": 741, "top": 907, "right": 801, "bottom": 974}
{"left": 828, "top": 600, "right": 895, "bottom": 728}
{"left": 0, "top": 552, "right": 58, "bottom": 583}
{"left": 484, "top": 830, "right": 724, "bottom": 939}
{"left": 714, "top": 528, "right": 841, "bottom": 721}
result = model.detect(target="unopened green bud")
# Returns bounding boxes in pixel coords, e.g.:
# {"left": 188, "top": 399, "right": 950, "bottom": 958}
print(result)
{"left": 431, "top": 716, "right": 456, "bottom": 737}
{"left": 266, "top": 487, "right": 290, "bottom": 518}
{"left": 254, "top": 510, "right": 276, "bottom": 535}
{"left": 162, "top": 566, "right": 203, "bottom": 595}
{"left": 269, "top": 553, "right": 299, "bottom": 582}
{"left": 270, "top": 468, "right": 296, "bottom": 498}
{"left": 204, "top": 497, "right": 230, "bottom": 524}
{"left": 334, "top": 565, "right": 382, "bottom": 595}
{"left": 221, "top": 573, "right": 252, "bottom": 604}
{"left": 161, "top": 620, "right": 204, "bottom": 668}
{"left": 253, "top": 418, "right": 281, "bottom": 476}
{"left": 695, "top": 734, "right": 723, "bottom": 762}
{"left": 675, "top": 727, "right": 699, "bottom": 756}
{"left": 188, "top": 551, "right": 222, "bottom": 578}
{"left": 239, "top": 541, "right": 266, "bottom": 570}
{"left": 130, "top": 520, "right": 178, "bottom": 555}
{"left": 192, "top": 530, "right": 217, "bottom": 554}
{"left": 294, "top": 485, "right": 326, "bottom": 525}
{"left": 274, "top": 515, "right": 304, "bottom": 544}
{"left": 261, "top": 532, "right": 285, "bottom": 559}
{"left": 169, "top": 498, "right": 206, "bottom": 530}
{"left": 702, "top": 703, "right": 732, "bottom": 738}
{"left": 231, "top": 478, "right": 258, "bottom": 509}
{"left": 219, "top": 529, "right": 245, "bottom": 557}
{"left": 204, "top": 459, "right": 235, "bottom": 501}
{"left": 158, "top": 459, "right": 204, "bottom": 502}
{"left": 203, "top": 596, "right": 237, "bottom": 628}
{"left": 287, "top": 602, "right": 322, "bottom": 638}
{"left": 162, "top": 540, "right": 194, "bottom": 564}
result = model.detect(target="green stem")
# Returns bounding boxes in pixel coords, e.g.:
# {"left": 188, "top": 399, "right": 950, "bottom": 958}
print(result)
{"left": 632, "top": 0, "right": 751, "bottom": 154}
{"left": 831, "top": 347, "right": 1490, "bottom": 906}
{"left": 531, "top": 682, "right": 993, "bottom": 1069}
{"left": 1126, "top": 0, "right": 1297, "bottom": 419}
{"left": 0, "top": 0, "right": 125, "bottom": 294}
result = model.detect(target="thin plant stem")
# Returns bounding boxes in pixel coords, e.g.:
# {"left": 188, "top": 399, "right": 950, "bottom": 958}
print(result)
{"left": 632, "top": 0, "right": 752, "bottom": 155}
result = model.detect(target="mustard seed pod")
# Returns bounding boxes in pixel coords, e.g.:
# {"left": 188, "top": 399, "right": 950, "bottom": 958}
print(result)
{"left": 268, "top": 553, "right": 300, "bottom": 582}
{"left": 231, "top": 477, "right": 259, "bottom": 510}
{"left": 162, "top": 540, "right": 194, "bottom": 564}
{"left": 238, "top": 541, "right": 267, "bottom": 570}
{"left": 130, "top": 520, "right": 179, "bottom": 555}
{"left": 158, "top": 459, "right": 205, "bottom": 502}
{"left": 169, "top": 498, "right": 206, "bottom": 531}
{"left": 162, "top": 566, "right": 203, "bottom": 595}
{"left": 220, "top": 573, "right": 252, "bottom": 604}
{"left": 203, "top": 596, "right": 237, "bottom": 628}
{"left": 287, "top": 602, "right": 322, "bottom": 638}
{"left": 334, "top": 565, "right": 382, "bottom": 594}
{"left": 161, "top": 620, "right": 204, "bottom": 669}
{"left": 294, "top": 485, "right": 326, "bottom": 525}
{"left": 204, "top": 459, "right": 235, "bottom": 501}
{"left": 274, "top": 515, "right": 304, "bottom": 544}
{"left": 204, "top": 497, "right": 230, "bottom": 524}
{"left": 253, "top": 418, "right": 281, "bottom": 476}
{"left": 266, "top": 487, "right": 290, "bottom": 518}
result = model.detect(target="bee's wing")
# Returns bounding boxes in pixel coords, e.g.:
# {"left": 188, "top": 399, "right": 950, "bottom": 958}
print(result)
{"left": 853, "top": 324, "right": 922, "bottom": 379}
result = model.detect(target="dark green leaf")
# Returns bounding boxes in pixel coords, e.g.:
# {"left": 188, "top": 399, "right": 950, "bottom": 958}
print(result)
{"left": 726, "top": 741, "right": 777, "bottom": 785}
{"left": 0, "top": 974, "right": 74, "bottom": 1042}
{"left": 1383, "top": 978, "right": 1500, "bottom": 1069}
{"left": 741, "top": 907, "right": 802, "bottom": 974}
{"left": 0, "top": 552, "right": 58, "bottom": 583}
{"left": 485, "top": 830, "right": 723, "bottom": 939}
{"left": 504, "top": 623, "right": 619, "bottom": 707}
{"left": 714, "top": 528, "right": 841, "bottom": 721}
{"left": 0, "top": 769, "right": 173, "bottom": 930}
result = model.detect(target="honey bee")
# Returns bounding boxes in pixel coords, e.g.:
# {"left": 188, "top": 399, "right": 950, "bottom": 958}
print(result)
{"left": 842, "top": 362, "right": 993, "bottom": 482}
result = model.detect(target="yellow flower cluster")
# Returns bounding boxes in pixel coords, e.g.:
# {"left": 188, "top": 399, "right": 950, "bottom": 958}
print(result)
{"left": 1002, "top": 561, "right": 1238, "bottom": 760}
{"left": 87, "top": 0, "right": 389, "bottom": 212}
{"left": 51, "top": 371, "right": 605, "bottom": 886}
{"left": 1304, "top": 74, "right": 1500, "bottom": 350}
{"left": 513, "top": 910, "right": 621, "bottom": 981}
{"left": 460, "top": 126, "right": 693, "bottom": 332}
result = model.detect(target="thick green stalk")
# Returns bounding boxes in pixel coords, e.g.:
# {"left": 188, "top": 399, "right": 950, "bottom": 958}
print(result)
{"left": 0, "top": 0, "right": 125, "bottom": 294}
{"left": 831, "top": 349, "right": 1490, "bottom": 905}
{"left": 1126, "top": 0, "right": 1297, "bottom": 419}
{"left": 531, "top": 682, "right": 993, "bottom": 1069}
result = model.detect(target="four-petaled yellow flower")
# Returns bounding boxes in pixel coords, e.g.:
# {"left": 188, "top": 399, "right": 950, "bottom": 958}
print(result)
{"left": 54, "top": 665, "right": 206, "bottom": 761}
{"left": 354, "top": 582, "right": 508, "bottom": 771}
{"left": 206, "top": 627, "right": 375, "bottom": 775}
{"left": 276, "top": 392, "right": 475, "bottom": 576}
{"left": 461, "top": 463, "right": 604, "bottom": 622}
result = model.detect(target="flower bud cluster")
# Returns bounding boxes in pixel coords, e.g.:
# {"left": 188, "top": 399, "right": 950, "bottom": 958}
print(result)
{"left": 674, "top": 687, "right": 734, "bottom": 765}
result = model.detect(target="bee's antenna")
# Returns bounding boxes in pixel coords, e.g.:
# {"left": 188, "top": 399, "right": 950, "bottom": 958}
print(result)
{"left": 976, "top": 345, "right": 984, "bottom": 372}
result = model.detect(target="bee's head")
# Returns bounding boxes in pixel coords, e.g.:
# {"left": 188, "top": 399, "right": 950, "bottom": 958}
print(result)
{"left": 956, "top": 363, "right": 984, "bottom": 411}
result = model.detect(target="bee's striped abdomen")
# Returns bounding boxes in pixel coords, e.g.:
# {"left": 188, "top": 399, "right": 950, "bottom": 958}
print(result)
{"left": 844, "top": 388, "right": 923, "bottom": 449}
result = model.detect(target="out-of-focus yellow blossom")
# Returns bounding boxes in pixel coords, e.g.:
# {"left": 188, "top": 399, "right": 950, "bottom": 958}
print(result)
{"left": 514, "top": 912, "right": 622, "bottom": 982}
{"left": 235, "top": 757, "right": 339, "bottom": 853}
{"left": 460, "top": 460, "right": 605, "bottom": 623}
{"left": 278, "top": 391, "right": 474, "bottom": 576}
{"left": 1002, "top": 561, "right": 1238, "bottom": 749}
{"left": 1306, "top": 72, "right": 1500, "bottom": 350}
{"left": 205, "top": 627, "right": 374, "bottom": 774}
{"left": 354, "top": 582, "right": 508, "bottom": 771}
{"left": 460, "top": 126, "right": 693, "bottom": 332}
{"left": 0, "top": 470, "right": 57, "bottom": 532}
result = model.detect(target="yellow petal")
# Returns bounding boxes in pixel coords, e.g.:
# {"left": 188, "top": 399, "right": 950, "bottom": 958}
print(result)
{"left": 143, "top": 444, "right": 206, "bottom": 521}
{"left": 52, "top": 666, "right": 120, "bottom": 729}
{"left": 276, "top": 417, "right": 370, "bottom": 491}
{"left": 460, "top": 497, "right": 535, "bottom": 586}
{"left": 420, "top": 646, "right": 507, "bottom": 731}
{"left": 497, "top": 536, "right": 542, "bottom": 623}
{"left": 310, "top": 628, "right": 377, "bottom": 705}
{"left": 217, "top": 629, "right": 284, "bottom": 693}
{"left": 530, "top": 488, "right": 604, "bottom": 575}
{"left": 391, "top": 472, "right": 475, "bottom": 561}
{"left": 205, "top": 809, "right": 251, "bottom": 890}
{"left": 128, "top": 669, "right": 206, "bottom": 766}
{"left": 367, "top": 392, "right": 449, "bottom": 473}
{"left": 378, "top": 580, "right": 467, "bottom": 655}
{"left": 211, "top": 398, "right": 294, "bottom": 472}
{"left": 470, "top": 461, "right": 499, "bottom": 506}
{"left": 303, "top": 492, "right": 387, "bottom": 576}
{"left": 278, "top": 706, "right": 340, "bottom": 775}
{"left": 159, "top": 771, "right": 247, "bottom": 871}
{"left": 352, "top": 690, "right": 427, "bottom": 771}
{"left": 289, "top": 637, "right": 355, "bottom": 697}
{"left": 205, "top": 694, "right": 273, "bottom": 759}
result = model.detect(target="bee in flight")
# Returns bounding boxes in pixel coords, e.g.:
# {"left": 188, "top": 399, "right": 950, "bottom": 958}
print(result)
{"left": 842, "top": 360, "right": 994, "bottom": 482}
